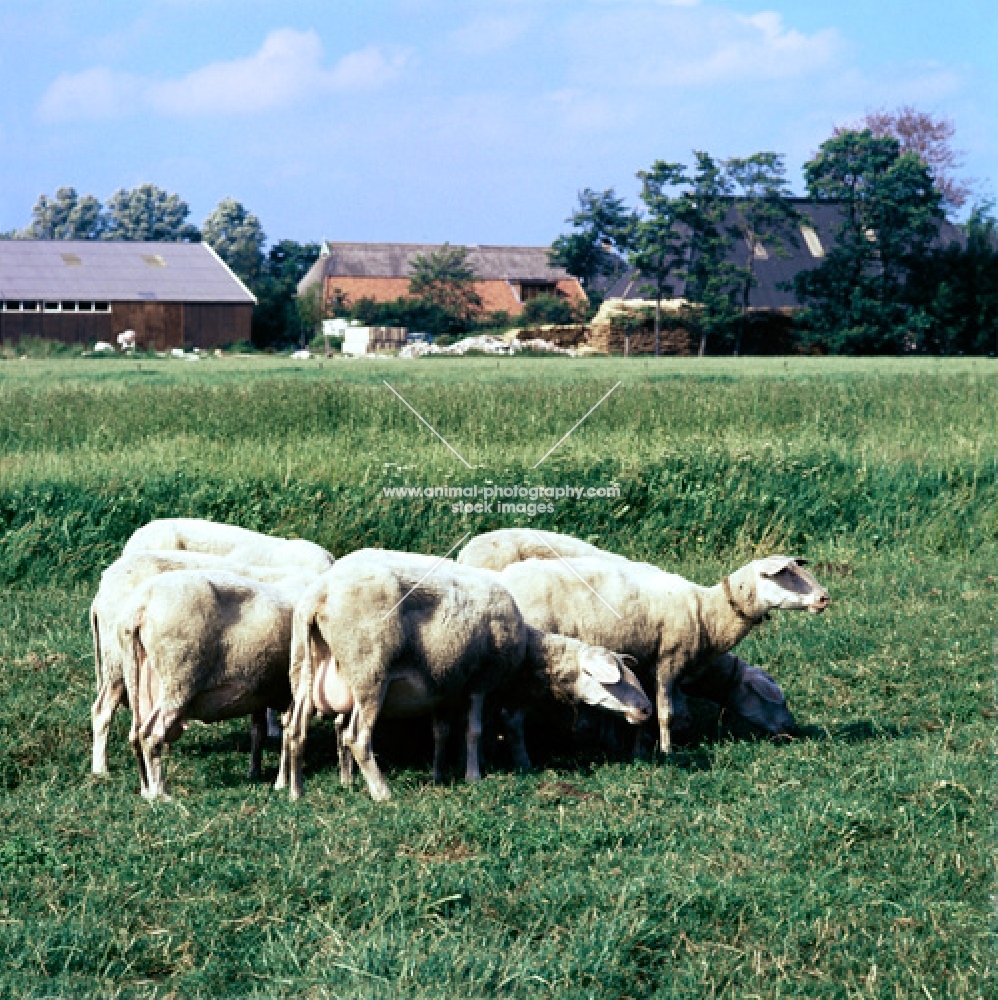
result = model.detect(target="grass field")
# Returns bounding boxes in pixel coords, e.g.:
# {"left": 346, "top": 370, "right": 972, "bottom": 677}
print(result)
{"left": 0, "top": 355, "right": 994, "bottom": 998}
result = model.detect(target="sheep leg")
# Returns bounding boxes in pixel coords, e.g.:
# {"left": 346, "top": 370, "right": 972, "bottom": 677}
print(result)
{"left": 128, "top": 714, "right": 151, "bottom": 797}
{"left": 92, "top": 677, "right": 124, "bottom": 775}
{"left": 656, "top": 676, "right": 673, "bottom": 755}
{"left": 342, "top": 701, "right": 390, "bottom": 802}
{"left": 274, "top": 707, "right": 294, "bottom": 790}
{"left": 280, "top": 690, "right": 312, "bottom": 800}
{"left": 247, "top": 708, "right": 267, "bottom": 780}
{"left": 464, "top": 693, "right": 486, "bottom": 783}
{"left": 503, "top": 707, "right": 533, "bottom": 772}
{"left": 431, "top": 711, "right": 451, "bottom": 782}
{"left": 138, "top": 705, "right": 170, "bottom": 801}
{"left": 266, "top": 707, "right": 282, "bottom": 740}
{"left": 335, "top": 713, "right": 354, "bottom": 786}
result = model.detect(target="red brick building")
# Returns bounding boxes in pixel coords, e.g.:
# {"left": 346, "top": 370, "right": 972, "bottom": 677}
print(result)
{"left": 298, "top": 242, "right": 586, "bottom": 317}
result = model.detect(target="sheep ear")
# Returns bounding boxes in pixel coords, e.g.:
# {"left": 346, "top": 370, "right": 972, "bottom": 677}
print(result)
{"left": 579, "top": 647, "right": 621, "bottom": 684}
{"left": 755, "top": 555, "right": 795, "bottom": 577}
{"left": 745, "top": 668, "right": 785, "bottom": 704}
{"left": 792, "top": 557, "right": 809, "bottom": 566}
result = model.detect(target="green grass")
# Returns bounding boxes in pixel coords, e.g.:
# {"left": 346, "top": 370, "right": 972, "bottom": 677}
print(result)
{"left": 0, "top": 356, "right": 994, "bottom": 997}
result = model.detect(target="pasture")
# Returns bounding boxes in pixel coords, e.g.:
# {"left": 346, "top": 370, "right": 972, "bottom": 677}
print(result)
{"left": 0, "top": 355, "right": 994, "bottom": 998}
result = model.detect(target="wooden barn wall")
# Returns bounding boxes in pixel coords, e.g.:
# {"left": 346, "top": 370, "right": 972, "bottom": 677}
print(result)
{"left": 182, "top": 304, "right": 252, "bottom": 349}
{"left": 0, "top": 312, "right": 112, "bottom": 345}
{"left": 112, "top": 302, "right": 183, "bottom": 352}
{"left": 0, "top": 302, "right": 251, "bottom": 350}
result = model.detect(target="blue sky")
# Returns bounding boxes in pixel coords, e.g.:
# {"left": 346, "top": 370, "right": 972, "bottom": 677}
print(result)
{"left": 1, "top": 0, "right": 994, "bottom": 245}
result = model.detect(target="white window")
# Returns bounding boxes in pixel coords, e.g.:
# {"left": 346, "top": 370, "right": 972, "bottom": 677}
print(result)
{"left": 800, "top": 225, "right": 824, "bottom": 258}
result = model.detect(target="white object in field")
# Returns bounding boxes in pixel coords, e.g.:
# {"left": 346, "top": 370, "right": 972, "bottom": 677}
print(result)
{"left": 340, "top": 325, "right": 408, "bottom": 356}
{"left": 291, "top": 349, "right": 311, "bottom": 360}
{"left": 171, "top": 348, "right": 186, "bottom": 358}
{"left": 117, "top": 330, "right": 136, "bottom": 350}
{"left": 94, "top": 341, "right": 114, "bottom": 352}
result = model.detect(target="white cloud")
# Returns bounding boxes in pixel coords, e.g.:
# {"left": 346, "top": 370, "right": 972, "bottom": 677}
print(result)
{"left": 565, "top": 5, "right": 840, "bottom": 88}
{"left": 39, "top": 67, "right": 142, "bottom": 121}
{"left": 37, "top": 29, "right": 410, "bottom": 122}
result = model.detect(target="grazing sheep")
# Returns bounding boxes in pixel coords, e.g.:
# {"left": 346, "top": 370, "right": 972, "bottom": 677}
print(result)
{"left": 497, "top": 633, "right": 650, "bottom": 772}
{"left": 122, "top": 518, "right": 334, "bottom": 575}
{"left": 499, "top": 555, "right": 828, "bottom": 753}
{"left": 119, "top": 569, "right": 295, "bottom": 800}
{"left": 277, "top": 549, "right": 652, "bottom": 802}
{"left": 91, "top": 550, "right": 316, "bottom": 775}
{"left": 458, "top": 528, "right": 799, "bottom": 739}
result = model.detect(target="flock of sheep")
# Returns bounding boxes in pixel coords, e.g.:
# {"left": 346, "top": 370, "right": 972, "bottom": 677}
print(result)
{"left": 90, "top": 521, "right": 830, "bottom": 803}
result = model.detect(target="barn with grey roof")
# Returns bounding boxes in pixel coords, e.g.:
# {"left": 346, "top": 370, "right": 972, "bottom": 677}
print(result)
{"left": 0, "top": 240, "right": 256, "bottom": 350}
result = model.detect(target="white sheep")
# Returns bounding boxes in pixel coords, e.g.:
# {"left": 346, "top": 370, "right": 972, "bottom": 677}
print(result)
{"left": 277, "top": 549, "right": 652, "bottom": 802}
{"left": 119, "top": 569, "right": 296, "bottom": 800}
{"left": 121, "top": 518, "right": 334, "bottom": 576}
{"left": 458, "top": 528, "right": 799, "bottom": 739}
{"left": 499, "top": 554, "right": 829, "bottom": 754}
{"left": 456, "top": 528, "right": 608, "bottom": 572}
{"left": 91, "top": 550, "right": 316, "bottom": 775}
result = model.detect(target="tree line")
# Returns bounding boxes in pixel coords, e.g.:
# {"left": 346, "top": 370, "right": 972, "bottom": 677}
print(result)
{"left": 551, "top": 108, "right": 998, "bottom": 355}
{"left": 1, "top": 184, "right": 319, "bottom": 348}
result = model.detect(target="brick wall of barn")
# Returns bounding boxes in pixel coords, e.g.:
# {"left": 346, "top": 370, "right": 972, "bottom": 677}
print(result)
{"left": 323, "top": 276, "right": 586, "bottom": 317}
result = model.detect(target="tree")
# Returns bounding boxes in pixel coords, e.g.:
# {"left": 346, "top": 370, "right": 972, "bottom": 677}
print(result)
{"left": 294, "top": 284, "right": 326, "bottom": 349}
{"left": 795, "top": 129, "right": 944, "bottom": 353}
{"left": 629, "top": 161, "right": 688, "bottom": 356}
{"left": 904, "top": 200, "right": 998, "bottom": 355}
{"left": 21, "top": 187, "right": 104, "bottom": 239}
{"left": 250, "top": 240, "right": 321, "bottom": 348}
{"left": 102, "top": 184, "right": 200, "bottom": 241}
{"left": 549, "top": 188, "right": 637, "bottom": 296}
{"left": 675, "top": 151, "right": 743, "bottom": 356}
{"left": 724, "top": 153, "right": 799, "bottom": 355}
{"left": 840, "top": 107, "right": 970, "bottom": 211}
{"left": 202, "top": 198, "right": 266, "bottom": 282}
{"left": 408, "top": 243, "right": 482, "bottom": 332}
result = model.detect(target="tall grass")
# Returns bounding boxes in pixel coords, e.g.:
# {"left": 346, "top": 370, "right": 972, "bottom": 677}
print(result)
{"left": 0, "top": 357, "right": 993, "bottom": 997}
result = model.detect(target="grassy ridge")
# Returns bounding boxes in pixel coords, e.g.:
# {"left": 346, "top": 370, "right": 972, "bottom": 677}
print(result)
{"left": 0, "top": 452, "right": 994, "bottom": 590}
{"left": 0, "top": 357, "right": 994, "bottom": 997}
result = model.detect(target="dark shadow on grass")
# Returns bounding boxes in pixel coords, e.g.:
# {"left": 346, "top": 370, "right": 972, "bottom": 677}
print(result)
{"left": 791, "top": 719, "right": 908, "bottom": 743}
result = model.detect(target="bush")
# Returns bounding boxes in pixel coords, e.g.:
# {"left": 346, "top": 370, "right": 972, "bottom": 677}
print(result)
{"left": 1, "top": 337, "right": 83, "bottom": 359}
{"left": 519, "top": 294, "right": 583, "bottom": 327}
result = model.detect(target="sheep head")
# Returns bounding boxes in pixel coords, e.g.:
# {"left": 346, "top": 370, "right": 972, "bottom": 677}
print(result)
{"left": 725, "top": 665, "right": 797, "bottom": 737}
{"left": 575, "top": 647, "right": 652, "bottom": 725}
{"left": 727, "top": 556, "right": 830, "bottom": 619}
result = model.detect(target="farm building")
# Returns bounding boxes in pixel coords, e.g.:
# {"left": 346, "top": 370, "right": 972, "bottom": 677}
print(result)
{"left": 603, "top": 200, "right": 966, "bottom": 308}
{"left": 298, "top": 242, "right": 586, "bottom": 317}
{"left": 0, "top": 240, "right": 255, "bottom": 350}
